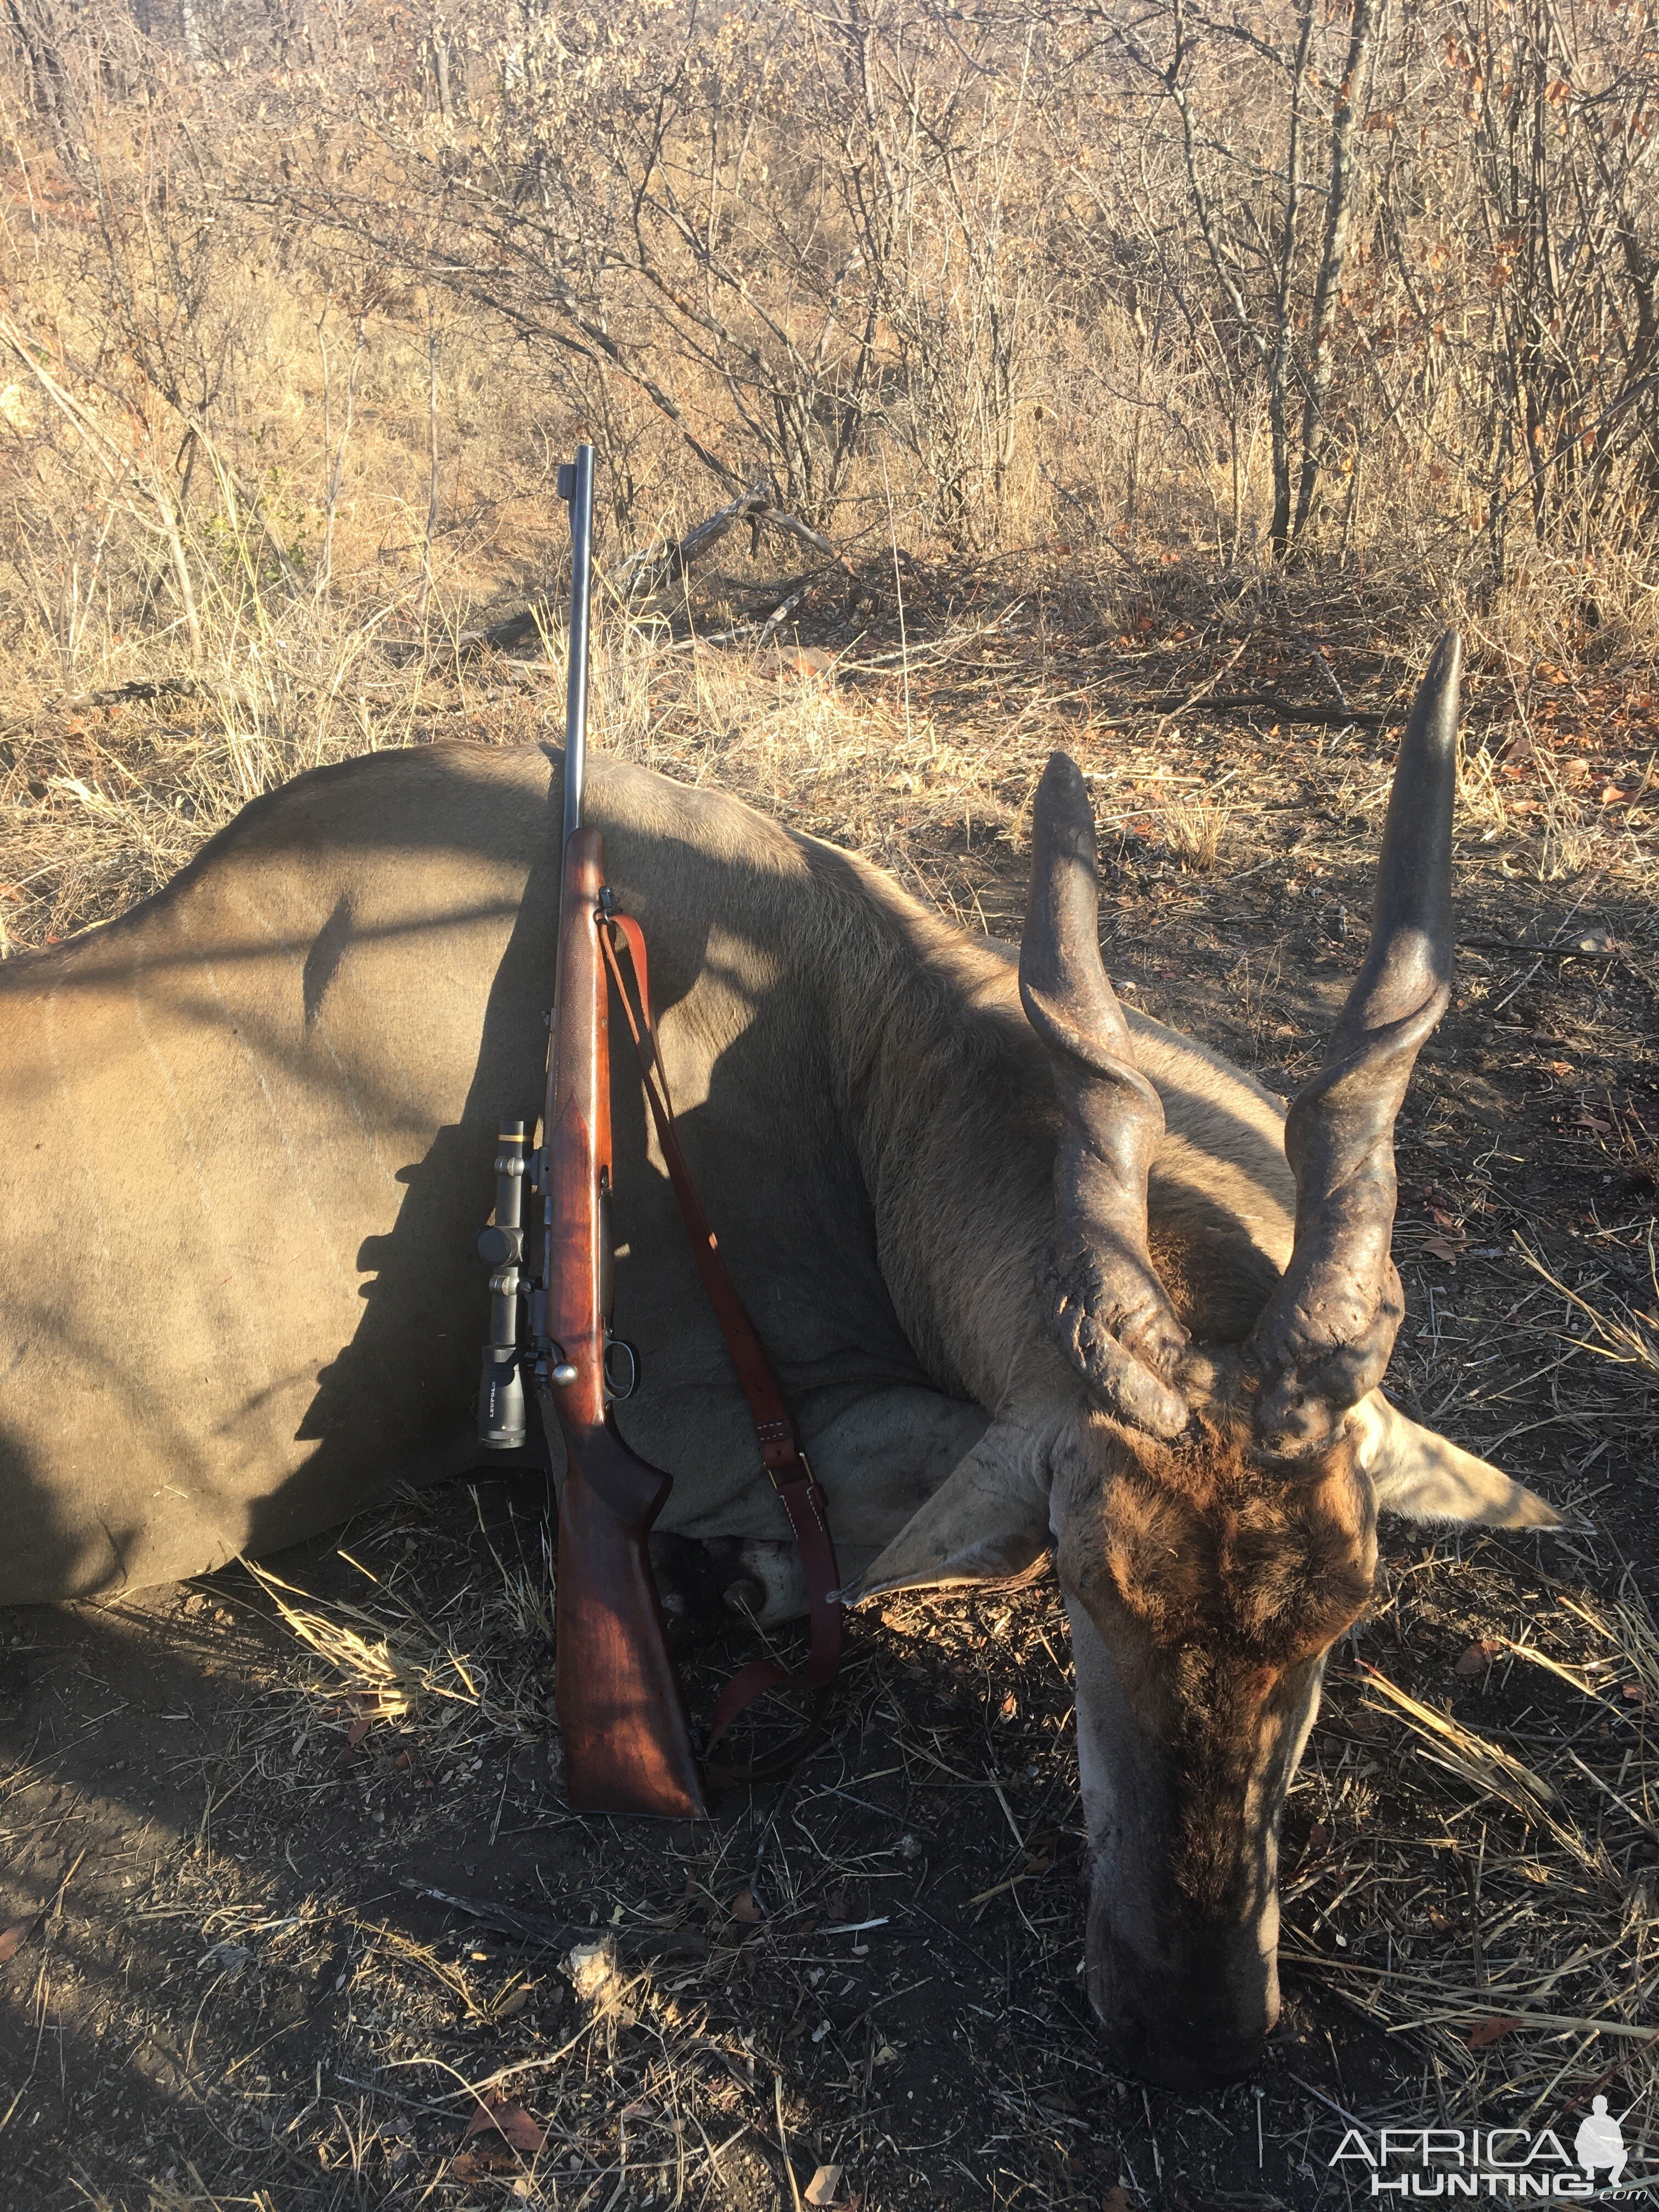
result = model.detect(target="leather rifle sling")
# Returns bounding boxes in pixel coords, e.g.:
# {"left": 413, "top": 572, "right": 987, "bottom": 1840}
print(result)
{"left": 600, "top": 911, "right": 842, "bottom": 1781}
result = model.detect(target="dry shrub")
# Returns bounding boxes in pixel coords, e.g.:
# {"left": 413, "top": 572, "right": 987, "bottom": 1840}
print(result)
{"left": 0, "top": 0, "right": 1654, "bottom": 726}
{"left": 1159, "top": 794, "right": 1232, "bottom": 873}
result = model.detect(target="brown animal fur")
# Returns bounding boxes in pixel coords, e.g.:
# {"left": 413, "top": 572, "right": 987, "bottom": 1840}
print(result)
{"left": 1058, "top": 1404, "right": 1375, "bottom": 1917}
{"left": 1064, "top": 1407, "right": 1376, "bottom": 1667}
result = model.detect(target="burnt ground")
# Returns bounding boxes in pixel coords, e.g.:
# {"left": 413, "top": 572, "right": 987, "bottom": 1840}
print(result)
{"left": 2, "top": 568, "right": 1657, "bottom": 2210}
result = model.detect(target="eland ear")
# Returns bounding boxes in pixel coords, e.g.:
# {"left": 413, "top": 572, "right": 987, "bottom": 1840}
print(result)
{"left": 843, "top": 1422, "right": 1053, "bottom": 1602}
{"left": 1350, "top": 1395, "right": 1565, "bottom": 1530}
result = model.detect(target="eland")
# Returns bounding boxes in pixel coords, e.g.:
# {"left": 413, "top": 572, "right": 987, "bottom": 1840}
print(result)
{"left": 0, "top": 630, "right": 1557, "bottom": 2085}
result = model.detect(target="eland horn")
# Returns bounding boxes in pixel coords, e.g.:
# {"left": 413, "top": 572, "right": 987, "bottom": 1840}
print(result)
{"left": 1246, "top": 630, "right": 1462, "bottom": 1455}
{"left": 1019, "top": 751, "right": 1190, "bottom": 1438}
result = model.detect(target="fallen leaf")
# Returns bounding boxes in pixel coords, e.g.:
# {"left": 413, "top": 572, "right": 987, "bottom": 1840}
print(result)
{"left": 1421, "top": 1236, "right": 1465, "bottom": 1264}
{"left": 619, "top": 2098, "right": 656, "bottom": 2122}
{"left": 805, "top": 2165, "right": 844, "bottom": 2207}
{"left": 1104, "top": 2192, "right": 1133, "bottom": 2212}
{"left": 1454, "top": 1639, "right": 1503, "bottom": 1676}
{"left": 1573, "top": 1108, "right": 1611, "bottom": 1134}
{"left": 0, "top": 1918, "right": 36, "bottom": 1966}
{"left": 1623, "top": 1682, "right": 1648, "bottom": 1705}
{"left": 345, "top": 1714, "right": 371, "bottom": 1749}
{"left": 1468, "top": 2016, "right": 1525, "bottom": 2048}
{"left": 1548, "top": 1060, "right": 1575, "bottom": 1079}
{"left": 729, "top": 1887, "right": 764, "bottom": 1924}
{"left": 460, "top": 2094, "right": 546, "bottom": 2169}
{"left": 493, "top": 1985, "right": 529, "bottom": 2019}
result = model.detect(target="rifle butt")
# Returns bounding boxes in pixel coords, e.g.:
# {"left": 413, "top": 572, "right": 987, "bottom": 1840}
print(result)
{"left": 554, "top": 1463, "right": 708, "bottom": 1820}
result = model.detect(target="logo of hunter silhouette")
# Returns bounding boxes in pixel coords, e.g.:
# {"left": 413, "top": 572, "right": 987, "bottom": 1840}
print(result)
{"left": 1329, "top": 2104, "right": 1633, "bottom": 2196}
{"left": 1573, "top": 2098, "right": 1626, "bottom": 2189}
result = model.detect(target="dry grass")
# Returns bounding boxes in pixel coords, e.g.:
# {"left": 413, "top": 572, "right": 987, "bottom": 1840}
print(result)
{"left": 1515, "top": 1240, "right": 1659, "bottom": 1397}
{"left": 1156, "top": 793, "right": 1232, "bottom": 874}
{"left": 243, "top": 1532, "right": 548, "bottom": 1751}
{"left": 7, "top": 550, "right": 1657, "bottom": 966}
{"left": 1280, "top": 1552, "right": 1659, "bottom": 2143}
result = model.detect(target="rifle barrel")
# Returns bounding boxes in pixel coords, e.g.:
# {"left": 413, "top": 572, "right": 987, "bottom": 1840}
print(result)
{"left": 562, "top": 443, "right": 595, "bottom": 843}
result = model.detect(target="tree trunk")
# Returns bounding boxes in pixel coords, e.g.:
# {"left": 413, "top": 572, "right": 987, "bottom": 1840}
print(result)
{"left": 1290, "top": 0, "right": 1381, "bottom": 550}
{"left": 1268, "top": 0, "right": 1315, "bottom": 561}
{"left": 178, "top": 0, "right": 207, "bottom": 76}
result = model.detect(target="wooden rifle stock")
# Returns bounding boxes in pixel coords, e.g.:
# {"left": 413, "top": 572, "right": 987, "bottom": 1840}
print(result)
{"left": 496, "top": 444, "right": 835, "bottom": 1815}
{"left": 540, "top": 828, "right": 708, "bottom": 1819}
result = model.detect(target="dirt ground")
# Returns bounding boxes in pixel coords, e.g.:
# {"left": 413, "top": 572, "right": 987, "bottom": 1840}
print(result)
{"left": 2, "top": 568, "right": 1657, "bottom": 2210}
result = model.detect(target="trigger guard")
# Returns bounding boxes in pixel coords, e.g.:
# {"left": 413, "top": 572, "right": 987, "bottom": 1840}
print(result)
{"left": 603, "top": 1338, "right": 641, "bottom": 1401}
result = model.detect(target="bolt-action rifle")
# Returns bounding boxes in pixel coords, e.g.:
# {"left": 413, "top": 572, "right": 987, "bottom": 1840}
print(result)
{"left": 473, "top": 447, "right": 840, "bottom": 1819}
